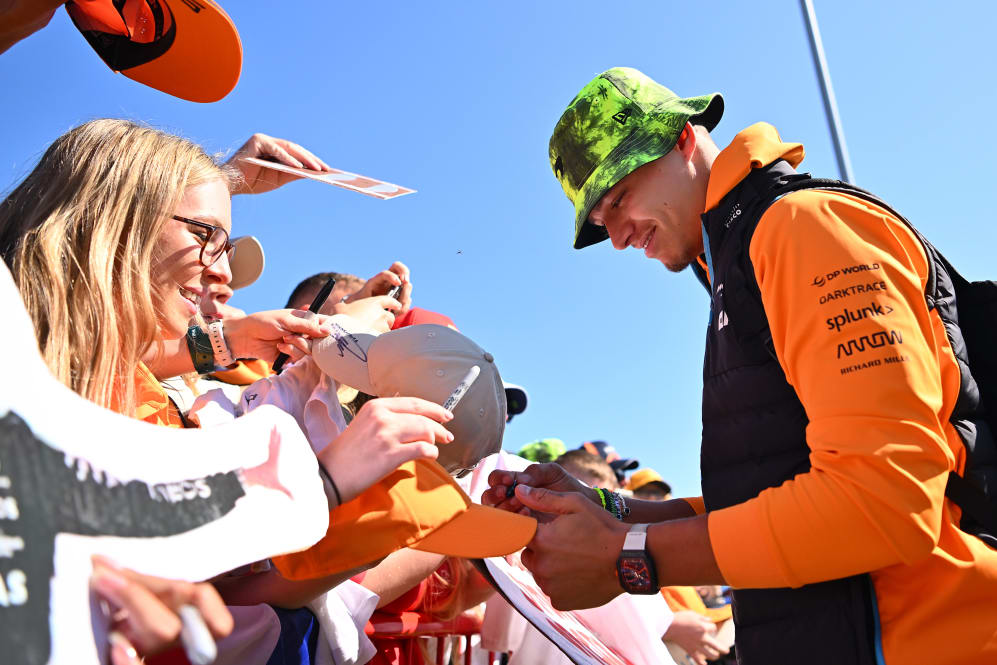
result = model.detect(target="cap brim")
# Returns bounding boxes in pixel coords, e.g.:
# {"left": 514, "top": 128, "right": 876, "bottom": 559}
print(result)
{"left": 411, "top": 503, "right": 537, "bottom": 558}
{"left": 610, "top": 458, "right": 640, "bottom": 472}
{"left": 503, "top": 383, "right": 527, "bottom": 416}
{"left": 572, "top": 93, "right": 724, "bottom": 250}
{"left": 693, "top": 94, "right": 725, "bottom": 134}
{"left": 229, "top": 236, "right": 264, "bottom": 290}
{"left": 120, "top": 0, "right": 242, "bottom": 102}
{"left": 626, "top": 469, "right": 666, "bottom": 491}
{"left": 271, "top": 458, "right": 535, "bottom": 580}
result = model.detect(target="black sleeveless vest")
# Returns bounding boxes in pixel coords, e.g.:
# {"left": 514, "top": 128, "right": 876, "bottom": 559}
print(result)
{"left": 697, "top": 160, "right": 995, "bottom": 665}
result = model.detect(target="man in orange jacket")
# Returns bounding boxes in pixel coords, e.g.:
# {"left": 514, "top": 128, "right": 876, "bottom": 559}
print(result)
{"left": 483, "top": 67, "right": 997, "bottom": 665}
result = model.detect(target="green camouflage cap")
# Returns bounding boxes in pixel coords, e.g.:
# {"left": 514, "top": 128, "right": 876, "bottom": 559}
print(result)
{"left": 548, "top": 67, "right": 723, "bottom": 249}
{"left": 517, "top": 438, "right": 566, "bottom": 463}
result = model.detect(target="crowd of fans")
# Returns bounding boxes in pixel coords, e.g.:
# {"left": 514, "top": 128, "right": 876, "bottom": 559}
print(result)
{"left": 0, "top": 117, "right": 720, "bottom": 665}
{"left": 0, "top": 4, "right": 732, "bottom": 665}
{"left": 9, "top": 3, "right": 997, "bottom": 664}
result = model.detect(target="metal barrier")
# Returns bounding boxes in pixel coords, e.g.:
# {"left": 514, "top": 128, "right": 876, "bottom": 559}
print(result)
{"left": 366, "top": 610, "right": 500, "bottom": 665}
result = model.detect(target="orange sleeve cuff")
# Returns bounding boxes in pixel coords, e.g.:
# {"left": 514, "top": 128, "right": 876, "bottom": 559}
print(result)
{"left": 682, "top": 496, "right": 705, "bottom": 515}
{"left": 708, "top": 501, "right": 799, "bottom": 588}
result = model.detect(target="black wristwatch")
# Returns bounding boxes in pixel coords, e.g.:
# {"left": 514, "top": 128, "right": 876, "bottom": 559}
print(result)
{"left": 616, "top": 523, "right": 659, "bottom": 594}
{"left": 185, "top": 325, "right": 217, "bottom": 374}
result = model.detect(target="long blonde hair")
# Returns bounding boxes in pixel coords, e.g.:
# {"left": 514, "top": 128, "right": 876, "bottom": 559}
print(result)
{"left": 0, "top": 119, "right": 232, "bottom": 414}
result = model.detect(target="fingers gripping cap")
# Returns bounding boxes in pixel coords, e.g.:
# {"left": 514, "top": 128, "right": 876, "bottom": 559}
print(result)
{"left": 312, "top": 320, "right": 507, "bottom": 475}
{"left": 548, "top": 67, "right": 723, "bottom": 249}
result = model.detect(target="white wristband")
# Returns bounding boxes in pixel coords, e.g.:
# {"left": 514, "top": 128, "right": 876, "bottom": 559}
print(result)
{"left": 207, "top": 321, "right": 235, "bottom": 367}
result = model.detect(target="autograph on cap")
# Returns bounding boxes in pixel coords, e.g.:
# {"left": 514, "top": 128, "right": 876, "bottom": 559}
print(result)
{"left": 331, "top": 323, "right": 368, "bottom": 362}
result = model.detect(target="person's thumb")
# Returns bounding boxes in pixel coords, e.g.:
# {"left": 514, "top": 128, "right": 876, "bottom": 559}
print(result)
{"left": 514, "top": 484, "right": 584, "bottom": 515}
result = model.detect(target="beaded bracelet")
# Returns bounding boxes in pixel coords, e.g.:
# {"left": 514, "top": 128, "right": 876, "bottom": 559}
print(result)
{"left": 595, "top": 487, "right": 609, "bottom": 510}
{"left": 613, "top": 491, "right": 631, "bottom": 520}
{"left": 597, "top": 487, "right": 628, "bottom": 521}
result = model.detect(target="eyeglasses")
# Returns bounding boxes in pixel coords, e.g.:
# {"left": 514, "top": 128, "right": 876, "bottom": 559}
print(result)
{"left": 171, "top": 215, "right": 235, "bottom": 268}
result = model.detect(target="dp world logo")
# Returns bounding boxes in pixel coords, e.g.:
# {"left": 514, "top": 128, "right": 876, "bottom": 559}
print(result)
{"left": 812, "top": 274, "right": 826, "bottom": 287}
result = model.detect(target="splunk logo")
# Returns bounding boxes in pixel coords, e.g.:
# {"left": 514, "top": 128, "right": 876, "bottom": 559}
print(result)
{"left": 811, "top": 262, "right": 881, "bottom": 287}
{"left": 836, "top": 329, "right": 903, "bottom": 358}
{"left": 825, "top": 301, "right": 894, "bottom": 332}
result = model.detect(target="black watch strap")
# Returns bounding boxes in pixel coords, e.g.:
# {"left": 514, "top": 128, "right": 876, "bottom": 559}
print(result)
{"left": 616, "top": 523, "right": 659, "bottom": 594}
{"left": 185, "top": 325, "right": 217, "bottom": 374}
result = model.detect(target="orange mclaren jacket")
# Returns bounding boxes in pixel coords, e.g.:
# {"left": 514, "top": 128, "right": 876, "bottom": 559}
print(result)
{"left": 114, "top": 360, "right": 270, "bottom": 427}
{"left": 700, "top": 123, "right": 997, "bottom": 664}
{"left": 112, "top": 362, "right": 185, "bottom": 427}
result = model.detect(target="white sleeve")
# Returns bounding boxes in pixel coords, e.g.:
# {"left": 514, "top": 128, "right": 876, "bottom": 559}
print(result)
{"left": 234, "top": 357, "right": 347, "bottom": 456}
{"left": 187, "top": 387, "right": 240, "bottom": 427}
{"left": 308, "top": 580, "right": 380, "bottom": 665}
{"left": 302, "top": 372, "right": 348, "bottom": 455}
{"left": 239, "top": 358, "right": 323, "bottom": 422}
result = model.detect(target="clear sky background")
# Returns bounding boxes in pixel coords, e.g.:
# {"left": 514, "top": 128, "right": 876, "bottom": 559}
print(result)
{"left": 3, "top": 1, "right": 994, "bottom": 498}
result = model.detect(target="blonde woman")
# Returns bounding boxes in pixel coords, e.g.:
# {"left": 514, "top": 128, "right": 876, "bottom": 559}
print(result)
{"left": 0, "top": 119, "right": 453, "bottom": 663}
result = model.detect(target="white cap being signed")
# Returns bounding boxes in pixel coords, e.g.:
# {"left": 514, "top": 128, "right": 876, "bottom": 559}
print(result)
{"left": 312, "top": 316, "right": 506, "bottom": 475}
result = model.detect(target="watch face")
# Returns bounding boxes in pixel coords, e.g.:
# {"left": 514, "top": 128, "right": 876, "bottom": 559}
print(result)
{"left": 618, "top": 555, "right": 655, "bottom": 594}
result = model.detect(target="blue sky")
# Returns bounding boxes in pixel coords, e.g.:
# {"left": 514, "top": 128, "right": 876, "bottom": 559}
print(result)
{"left": 3, "top": 1, "right": 994, "bottom": 498}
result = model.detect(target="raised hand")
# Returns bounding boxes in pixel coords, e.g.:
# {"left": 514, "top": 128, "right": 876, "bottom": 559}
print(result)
{"left": 227, "top": 133, "right": 331, "bottom": 195}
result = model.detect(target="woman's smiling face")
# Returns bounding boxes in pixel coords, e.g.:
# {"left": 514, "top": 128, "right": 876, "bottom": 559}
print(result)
{"left": 152, "top": 178, "right": 233, "bottom": 340}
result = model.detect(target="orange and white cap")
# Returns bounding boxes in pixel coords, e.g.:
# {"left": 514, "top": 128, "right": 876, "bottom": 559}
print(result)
{"left": 65, "top": 0, "right": 241, "bottom": 102}
{"left": 312, "top": 319, "right": 507, "bottom": 476}
{"left": 272, "top": 458, "right": 537, "bottom": 579}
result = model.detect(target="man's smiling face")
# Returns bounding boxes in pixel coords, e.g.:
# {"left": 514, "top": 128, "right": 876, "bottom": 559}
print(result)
{"left": 587, "top": 150, "right": 706, "bottom": 273}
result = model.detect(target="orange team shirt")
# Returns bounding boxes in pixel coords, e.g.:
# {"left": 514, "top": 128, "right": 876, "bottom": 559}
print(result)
{"left": 111, "top": 360, "right": 270, "bottom": 425}
{"left": 110, "top": 362, "right": 185, "bottom": 427}
{"left": 700, "top": 123, "right": 997, "bottom": 664}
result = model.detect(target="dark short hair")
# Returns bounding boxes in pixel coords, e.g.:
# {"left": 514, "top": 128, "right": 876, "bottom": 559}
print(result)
{"left": 285, "top": 271, "right": 359, "bottom": 308}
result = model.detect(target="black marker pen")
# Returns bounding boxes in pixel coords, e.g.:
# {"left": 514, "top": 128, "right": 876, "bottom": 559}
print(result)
{"left": 273, "top": 276, "right": 336, "bottom": 374}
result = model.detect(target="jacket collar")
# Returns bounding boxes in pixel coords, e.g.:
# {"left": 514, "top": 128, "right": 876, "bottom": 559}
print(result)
{"left": 704, "top": 122, "right": 805, "bottom": 213}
